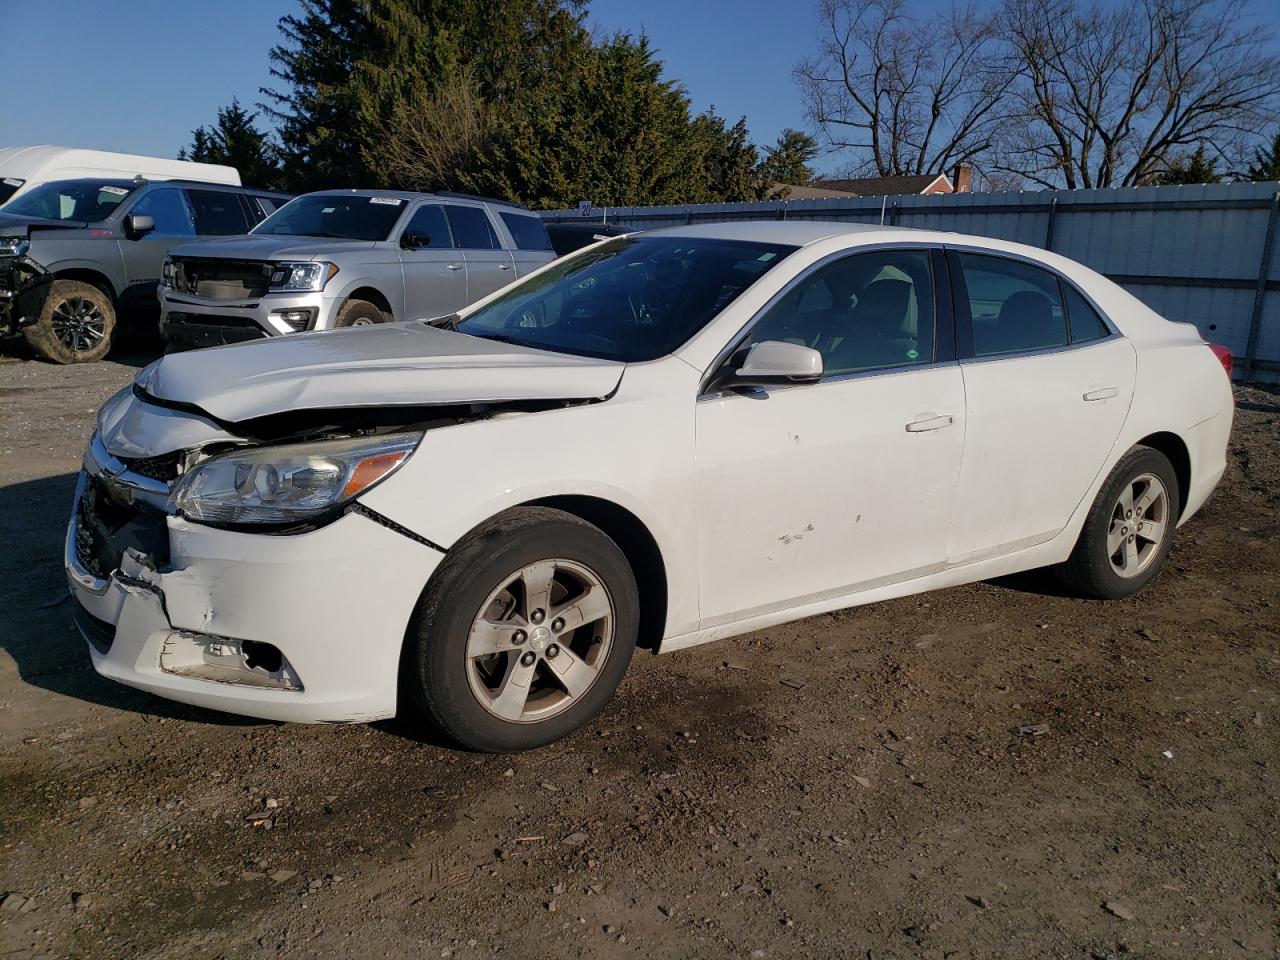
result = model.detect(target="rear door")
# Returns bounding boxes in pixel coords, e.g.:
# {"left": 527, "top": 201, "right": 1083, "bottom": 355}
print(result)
{"left": 945, "top": 249, "right": 1136, "bottom": 565}
{"left": 498, "top": 210, "right": 556, "bottom": 276}
{"left": 398, "top": 202, "right": 468, "bottom": 320}
{"left": 184, "top": 188, "right": 252, "bottom": 238}
{"left": 444, "top": 203, "right": 516, "bottom": 300}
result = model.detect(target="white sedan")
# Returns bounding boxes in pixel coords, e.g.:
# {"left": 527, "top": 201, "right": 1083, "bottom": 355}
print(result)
{"left": 66, "top": 222, "right": 1234, "bottom": 751}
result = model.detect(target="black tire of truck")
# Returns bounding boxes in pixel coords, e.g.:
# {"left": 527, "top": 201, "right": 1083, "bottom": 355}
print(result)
{"left": 333, "top": 299, "right": 392, "bottom": 327}
{"left": 22, "top": 280, "right": 116, "bottom": 364}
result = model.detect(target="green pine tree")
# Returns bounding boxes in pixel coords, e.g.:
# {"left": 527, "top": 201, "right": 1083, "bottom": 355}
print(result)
{"left": 1246, "top": 130, "right": 1280, "bottom": 181}
{"left": 1152, "top": 146, "right": 1221, "bottom": 186}
{"left": 179, "top": 99, "right": 282, "bottom": 189}
{"left": 759, "top": 129, "right": 818, "bottom": 189}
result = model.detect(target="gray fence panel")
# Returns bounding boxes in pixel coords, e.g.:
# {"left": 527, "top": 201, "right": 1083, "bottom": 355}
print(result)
{"left": 543, "top": 181, "right": 1280, "bottom": 379}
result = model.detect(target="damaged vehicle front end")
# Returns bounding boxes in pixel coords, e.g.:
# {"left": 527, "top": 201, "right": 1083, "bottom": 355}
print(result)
{"left": 0, "top": 231, "right": 54, "bottom": 338}
{"left": 66, "top": 321, "right": 625, "bottom": 724}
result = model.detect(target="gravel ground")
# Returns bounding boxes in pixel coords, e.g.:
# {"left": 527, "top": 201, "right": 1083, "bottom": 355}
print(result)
{"left": 0, "top": 346, "right": 1277, "bottom": 960}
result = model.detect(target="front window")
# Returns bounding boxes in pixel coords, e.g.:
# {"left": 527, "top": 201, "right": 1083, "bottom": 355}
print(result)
{"left": 1, "top": 179, "right": 136, "bottom": 221}
{"left": 252, "top": 194, "right": 407, "bottom": 241}
{"left": 453, "top": 235, "right": 795, "bottom": 362}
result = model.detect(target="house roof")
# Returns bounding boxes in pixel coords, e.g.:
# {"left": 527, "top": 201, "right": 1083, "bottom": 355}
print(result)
{"left": 807, "top": 173, "right": 953, "bottom": 196}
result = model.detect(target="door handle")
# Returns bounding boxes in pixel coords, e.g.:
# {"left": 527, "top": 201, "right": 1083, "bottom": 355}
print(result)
{"left": 498, "top": 263, "right": 513, "bottom": 271}
{"left": 1083, "top": 386, "right": 1119, "bottom": 401}
{"left": 447, "top": 263, "right": 463, "bottom": 271}
{"left": 905, "top": 414, "right": 955, "bottom": 432}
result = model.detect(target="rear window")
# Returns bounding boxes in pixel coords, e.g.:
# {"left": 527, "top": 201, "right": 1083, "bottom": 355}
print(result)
{"left": 445, "top": 205, "right": 500, "bottom": 250}
{"left": 186, "top": 189, "right": 251, "bottom": 236}
{"left": 500, "top": 212, "right": 553, "bottom": 251}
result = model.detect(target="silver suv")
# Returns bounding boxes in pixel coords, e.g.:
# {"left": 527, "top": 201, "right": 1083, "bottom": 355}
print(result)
{"left": 0, "top": 178, "right": 289, "bottom": 363}
{"left": 158, "top": 189, "right": 556, "bottom": 349}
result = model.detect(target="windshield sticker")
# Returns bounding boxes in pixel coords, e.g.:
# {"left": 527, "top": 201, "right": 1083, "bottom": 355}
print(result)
{"left": 757, "top": 252, "right": 777, "bottom": 261}
{"left": 99, "top": 185, "right": 129, "bottom": 196}
{"left": 2, "top": 178, "right": 22, "bottom": 187}
{"left": 369, "top": 196, "right": 403, "bottom": 205}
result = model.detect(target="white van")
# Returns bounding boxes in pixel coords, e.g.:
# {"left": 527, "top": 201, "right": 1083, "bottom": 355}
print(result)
{"left": 0, "top": 146, "right": 240, "bottom": 205}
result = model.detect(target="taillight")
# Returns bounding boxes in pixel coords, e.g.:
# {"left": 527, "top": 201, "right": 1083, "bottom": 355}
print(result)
{"left": 1208, "top": 343, "right": 1233, "bottom": 379}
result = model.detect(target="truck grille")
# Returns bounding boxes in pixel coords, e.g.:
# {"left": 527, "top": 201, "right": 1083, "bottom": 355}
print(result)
{"left": 172, "top": 258, "right": 271, "bottom": 299}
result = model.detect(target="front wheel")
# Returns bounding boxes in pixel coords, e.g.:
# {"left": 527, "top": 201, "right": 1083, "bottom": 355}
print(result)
{"left": 1054, "top": 445, "right": 1181, "bottom": 599}
{"left": 333, "top": 298, "right": 390, "bottom": 327}
{"left": 22, "top": 280, "right": 116, "bottom": 363}
{"left": 405, "top": 507, "right": 638, "bottom": 752}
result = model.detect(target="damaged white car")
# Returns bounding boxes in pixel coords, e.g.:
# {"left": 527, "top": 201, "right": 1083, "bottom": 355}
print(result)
{"left": 67, "top": 222, "right": 1234, "bottom": 751}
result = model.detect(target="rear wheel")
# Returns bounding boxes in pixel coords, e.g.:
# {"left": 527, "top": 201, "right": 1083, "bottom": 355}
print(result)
{"left": 1055, "top": 446, "right": 1180, "bottom": 599}
{"left": 333, "top": 298, "right": 390, "bottom": 327}
{"left": 406, "top": 507, "right": 638, "bottom": 752}
{"left": 22, "top": 280, "right": 116, "bottom": 364}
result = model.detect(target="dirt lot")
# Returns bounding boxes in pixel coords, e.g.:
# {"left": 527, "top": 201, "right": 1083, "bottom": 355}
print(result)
{"left": 0, "top": 345, "right": 1277, "bottom": 960}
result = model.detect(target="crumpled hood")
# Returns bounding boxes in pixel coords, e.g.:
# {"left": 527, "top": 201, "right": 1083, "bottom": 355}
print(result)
{"left": 139, "top": 323, "right": 624, "bottom": 423}
{"left": 169, "top": 233, "right": 378, "bottom": 261}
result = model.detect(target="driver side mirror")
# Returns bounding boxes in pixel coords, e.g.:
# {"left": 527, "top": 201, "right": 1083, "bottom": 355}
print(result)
{"left": 720, "top": 340, "right": 823, "bottom": 390}
{"left": 124, "top": 214, "right": 155, "bottom": 240}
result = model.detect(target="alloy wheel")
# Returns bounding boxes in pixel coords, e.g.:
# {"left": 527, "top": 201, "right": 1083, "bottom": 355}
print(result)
{"left": 1107, "top": 472, "right": 1169, "bottom": 578}
{"left": 49, "top": 297, "right": 107, "bottom": 354}
{"left": 464, "top": 559, "right": 615, "bottom": 723}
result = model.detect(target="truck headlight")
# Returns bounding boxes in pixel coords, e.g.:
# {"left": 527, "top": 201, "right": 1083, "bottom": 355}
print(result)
{"left": 161, "top": 257, "right": 177, "bottom": 287}
{"left": 170, "top": 433, "right": 420, "bottom": 526}
{"left": 0, "top": 237, "right": 30, "bottom": 257}
{"left": 268, "top": 261, "right": 337, "bottom": 292}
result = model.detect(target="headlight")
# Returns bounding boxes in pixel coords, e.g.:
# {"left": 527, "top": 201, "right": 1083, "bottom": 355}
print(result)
{"left": 161, "top": 257, "right": 176, "bottom": 286}
{"left": 0, "top": 237, "right": 30, "bottom": 257}
{"left": 268, "top": 261, "right": 337, "bottom": 292}
{"left": 170, "top": 433, "right": 420, "bottom": 526}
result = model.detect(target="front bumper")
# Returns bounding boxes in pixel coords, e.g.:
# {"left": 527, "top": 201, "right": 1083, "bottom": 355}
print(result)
{"left": 159, "top": 287, "right": 339, "bottom": 348}
{"left": 65, "top": 466, "right": 444, "bottom": 723}
{"left": 0, "top": 252, "right": 50, "bottom": 337}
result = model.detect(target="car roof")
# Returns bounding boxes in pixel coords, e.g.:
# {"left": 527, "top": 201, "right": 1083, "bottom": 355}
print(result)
{"left": 297, "top": 188, "right": 528, "bottom": 209}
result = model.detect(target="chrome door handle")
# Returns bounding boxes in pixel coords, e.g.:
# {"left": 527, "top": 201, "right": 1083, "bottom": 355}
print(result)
{"left": 498, "top": 263, "right": 513, "bottom": 271}
{"left": 447, "top": 263, "right": 463, "bottom": 271}
{"left": 1083, "top": 386, "right": 1119, "bottom": 401}
{"left": 905, "top": 414, "right": 954, "bottom": 432}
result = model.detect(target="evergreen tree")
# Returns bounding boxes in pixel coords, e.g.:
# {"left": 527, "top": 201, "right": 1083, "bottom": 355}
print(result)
{"left": 1246, "top": 130, "right": 1280, "bottom": 181}
{"left": 760, "top": 129, "right": 818, "bottom": 187}
{"left": 179, "top": 98, "right": 282, "bottom": 188}
{"left": 1151, "top": 146, "right": 1221, "bottom": 186}
{"left": 695, "top": 110, "right": 768, "bottom": 202}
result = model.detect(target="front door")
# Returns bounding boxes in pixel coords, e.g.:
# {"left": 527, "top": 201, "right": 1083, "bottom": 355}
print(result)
{"left": 695, "top": 248, "right": 966, "bottom": 627}
{"left": 118, "top": 187, "right": 195, "bottom": 312}
{"left": 945, "top": 250, "right": 1137, "bottom": 565}
{"left": 398, "top": 202, "right": 468, "bottom": 320}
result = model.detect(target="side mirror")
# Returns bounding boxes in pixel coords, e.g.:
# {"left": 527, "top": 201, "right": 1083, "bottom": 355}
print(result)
{"left": 723, "top": 340, "right": 823, "bottom": 389}
{"left": 124, "top": 214, "right": 155, "bottom": 239}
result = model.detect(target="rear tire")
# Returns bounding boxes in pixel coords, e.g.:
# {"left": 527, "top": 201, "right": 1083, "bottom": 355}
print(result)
{"left": 1054, "top": 445, "right": 1181, "bottom": 599}
{"left": 22, "top": 280, "right": 115, "bottom": 364}
{"left": 405, "top": 507, "right": 638, "bottom": 752}
{"left": 333, "top": 298, "right": 390, "bottom": 327}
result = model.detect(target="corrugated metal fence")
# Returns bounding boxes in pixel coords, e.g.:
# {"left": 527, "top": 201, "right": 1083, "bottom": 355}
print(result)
{"left": 542, "top": 182, "right": 1280, "bottom": 381}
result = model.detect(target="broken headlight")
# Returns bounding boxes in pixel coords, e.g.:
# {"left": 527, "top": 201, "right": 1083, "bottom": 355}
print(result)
{"left": 268, "top": 261, "right": 337, "bottom": 292}
{"left": 0, "top": 237, "right": 30, "bottom": 257}
{"left": 170, "top": 433, "right": 421, "bottom": 526}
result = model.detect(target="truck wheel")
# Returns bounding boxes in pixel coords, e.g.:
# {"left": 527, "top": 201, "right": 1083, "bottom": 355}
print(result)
{"left": 23, "top": 280, "right": 116, "bottom": 364}
{"left": 334, "top": 299, "right": 391, "bottom": 327}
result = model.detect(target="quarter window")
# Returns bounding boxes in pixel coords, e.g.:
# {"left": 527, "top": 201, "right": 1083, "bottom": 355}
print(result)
{"left": 401, "top": 204, "right": 453, "bottom": 249}
{"left": 1063, "top": 283, "right": 1111, "bottom": 343}
{"left": 744, "top": 250, "right": 936, "bottom": 376}
{"left": 956, "top": 253, "right": 1067, "bottom": 355}
{"left": 444, "top": 205, "right": 500, "bottom": 250}
{"left": 500, "top": 212, "right": 553, "bottom": 251}
{"left": 129, "top": 188, "right": 194, "bottom": 237}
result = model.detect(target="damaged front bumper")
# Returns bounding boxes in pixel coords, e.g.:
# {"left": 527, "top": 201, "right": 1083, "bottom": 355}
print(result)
{"left": 65, "top": 454, "right": 444, "bottom": 723}
{"left": 0, "top": 252, "right": 50, "bottom": 337}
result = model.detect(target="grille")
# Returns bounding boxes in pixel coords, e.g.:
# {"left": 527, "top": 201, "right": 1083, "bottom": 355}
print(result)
{"left": 119, "top": 451, "right": 182, "bottom": 482}
{"left": 165, "top": 312, "right": 265, "bottom": 331}
{"left": 173, "top": 258, "right": 271, "bottom": 299}
{"left": 74, "top": 475, "right": 170, "bottom": 580}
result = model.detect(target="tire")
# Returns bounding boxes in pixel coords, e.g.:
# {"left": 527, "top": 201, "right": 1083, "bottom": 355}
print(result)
{"left": 22, "top": 280, "right": 116, "bottom": 364}
{"left": 406, "top": 506, "right": 639, "bottom": 752}
{"left": 1054, "top": 445, "right": 1181, "bottom": 600}
{"left": 333, "top": 299, "right": 390, "bottom": 327}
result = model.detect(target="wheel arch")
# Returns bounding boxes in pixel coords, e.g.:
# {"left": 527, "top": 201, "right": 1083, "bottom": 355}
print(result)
{"left": 40, "top": 268, "right": 118, "bottom": 304}
{"left": 1133, "top": 431, "right": 1191, "bottom": 520}
{"left": 344, "top": 285, "right": 394, "bottom": 318}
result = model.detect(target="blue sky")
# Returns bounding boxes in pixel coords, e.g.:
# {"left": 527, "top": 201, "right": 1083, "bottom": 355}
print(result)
{"left": 0, "top": 0, "right": 830, "bottom": 168}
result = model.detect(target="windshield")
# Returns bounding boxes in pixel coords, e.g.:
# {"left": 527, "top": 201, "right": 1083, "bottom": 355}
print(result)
{"left": 453, "top": 235, "right": 795, "bottom": 362}
{"left": 252, "top": 194, "right": 406, "bottom": 241}
{"left": 0, "top": 178, "right": 24, "bottom": 205}
{"left": 1, "top": 179, "right": 135, "bottom": 221}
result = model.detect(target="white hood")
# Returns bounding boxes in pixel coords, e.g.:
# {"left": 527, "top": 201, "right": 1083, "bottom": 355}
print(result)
{"left": 140, "top": 323, "right": 624, "bottom": 424}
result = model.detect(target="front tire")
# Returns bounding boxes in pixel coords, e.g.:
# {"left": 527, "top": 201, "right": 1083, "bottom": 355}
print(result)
{"left": 1055, "top": 445, "right": 1181, "bottom": 599}
{"left": 405, "top": 507, "right": 638, "bottom": 752}
{"left": 22, "top": 280, "right": 116, "bottom": 364}
{"left": 333, "top": 298, "right": 390, "bottom": 327}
